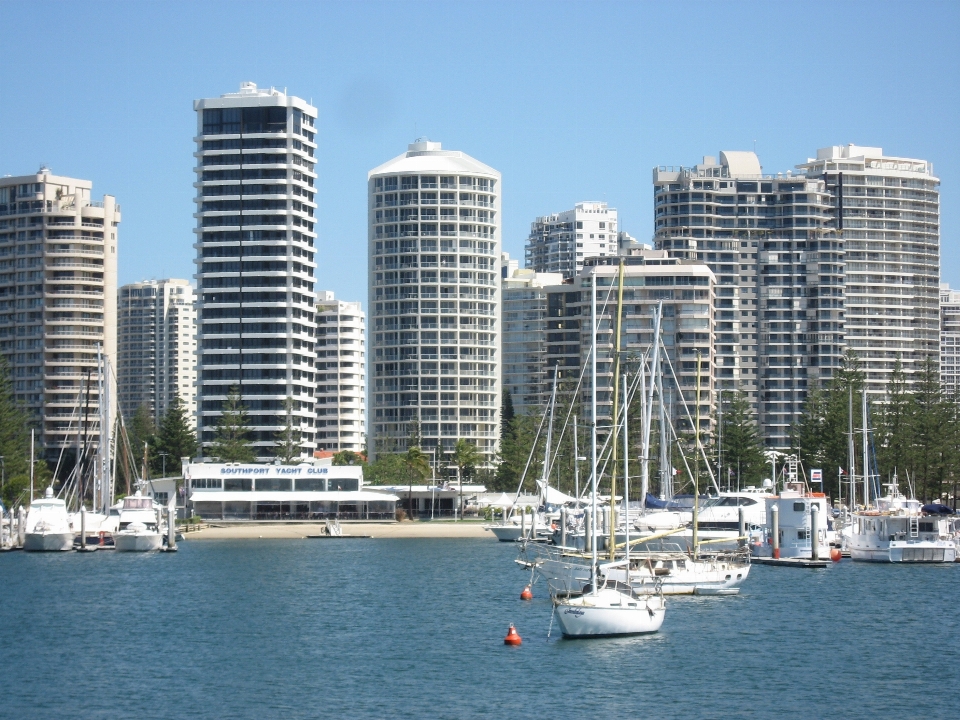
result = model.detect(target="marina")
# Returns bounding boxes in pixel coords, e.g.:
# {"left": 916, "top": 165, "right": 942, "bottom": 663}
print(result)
{"left": 2, "top": 537, "right": 958, "bottom": 719}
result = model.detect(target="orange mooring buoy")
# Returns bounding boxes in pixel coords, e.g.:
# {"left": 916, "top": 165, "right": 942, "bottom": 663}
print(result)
{"left": 830, "top": 548, "right": 842, "bottom": 563}
{"left": 504, "top": 624, "right": 522, "bottom": 646}
{"left": 520, "top": 585, "right": 533, "bottom": 600}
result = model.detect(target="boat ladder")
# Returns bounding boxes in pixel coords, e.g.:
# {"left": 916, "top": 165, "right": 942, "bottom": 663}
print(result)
{"left": 909, "top": 516, "right": 919, "bottom": 538}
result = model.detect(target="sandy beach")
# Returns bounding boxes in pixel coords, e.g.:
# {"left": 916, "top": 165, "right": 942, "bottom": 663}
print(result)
{"left": 185, "top": 521, "right": 492, "bottom": 540}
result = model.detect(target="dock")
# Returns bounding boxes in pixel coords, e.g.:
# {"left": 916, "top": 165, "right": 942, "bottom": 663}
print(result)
{"left": 753, "top": 557, "right": 830, "bottom": 568}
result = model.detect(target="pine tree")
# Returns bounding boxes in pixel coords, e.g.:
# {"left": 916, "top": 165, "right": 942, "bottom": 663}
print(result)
{"left": 209, "top": 386, "right": 255, "bottom": 463}
{"left": 714, "top": 391, "right": 767, "bottom": 488}
{"left": 908, "top": 356, "right": 952, "bottom": 502}
{"left": 0, "top": 356, "right": 49, "bottom": 506}
{"left": 274, "top": 397, "right": 302, "bottom": 464}
{"left": 128, "top": 403, "right": 156, "bottom": 477}
{"left": 153, "top": 396, "right": 198, "bottom": 475}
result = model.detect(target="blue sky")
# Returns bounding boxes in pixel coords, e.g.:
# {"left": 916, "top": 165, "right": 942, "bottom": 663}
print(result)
{"left": 2, "top": 1, "right": 959, "bottom": 304}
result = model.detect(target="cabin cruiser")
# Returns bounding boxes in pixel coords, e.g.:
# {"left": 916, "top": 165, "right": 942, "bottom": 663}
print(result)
{"left": 113, "top": 492, "right": 164, "bottom": 552}
{"left": 23, "top": 488, "right": 75, "bottom": 552}
{"left": 848, "top": 486, "right": 957, "bottom": 563}
{"left": 751, "top": 483, "right": 832, "bottom": 560}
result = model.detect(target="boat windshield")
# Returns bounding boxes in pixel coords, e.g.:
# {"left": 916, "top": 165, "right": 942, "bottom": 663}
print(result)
{"left": 701, "top": 497, "right": 757, "bottom": 508}
{"left": 123, "top": 498, "right": 153, "bottom": 510}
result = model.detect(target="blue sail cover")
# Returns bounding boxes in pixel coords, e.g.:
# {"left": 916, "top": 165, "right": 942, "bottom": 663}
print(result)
{"left": 644, "top": 493, "right": 688, "bottom": 510}
{"left": 921, "top": 503, "right": 954, "bottom": 515}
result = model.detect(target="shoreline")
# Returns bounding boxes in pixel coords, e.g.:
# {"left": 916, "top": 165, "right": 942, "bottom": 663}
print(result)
{"left": 184, "top": 521, "right": 493, "bottom": 540}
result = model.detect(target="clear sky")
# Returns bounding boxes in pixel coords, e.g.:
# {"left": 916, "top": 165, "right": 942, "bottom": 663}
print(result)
{"left": 2, "top": 1, "right": 959, "bottom": 305}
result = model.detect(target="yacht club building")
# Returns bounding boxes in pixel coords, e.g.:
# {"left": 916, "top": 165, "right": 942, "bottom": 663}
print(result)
{"left": 183, "top": 460, "right": 398, "bottom": 521}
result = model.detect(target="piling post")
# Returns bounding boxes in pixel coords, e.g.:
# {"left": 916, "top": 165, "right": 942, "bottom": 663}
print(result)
{"left": 585, "top": 509, "right": 592, "bottom": 553}
{"left": 810, "top": 503, "right": 819, "bottom": 561}
{"left": 18, "top": 506, "right": 25, "bottom": 547}
{"left": 738, "top": 506, "right": 746, "bottom": 549}
{"left": 520, "top": 509, "right": 526, "bottom": 539}
{"left": 771, "top": 504, "right": 780, "bottom": 560}
{"left": 79, "top": 505, "right": 86, "bottom": 550}
{"left": 167, "top": 504, "right": 177, "bottom": 551}
{"left": 560, "top": 507, "right": 567, "bottom": 549}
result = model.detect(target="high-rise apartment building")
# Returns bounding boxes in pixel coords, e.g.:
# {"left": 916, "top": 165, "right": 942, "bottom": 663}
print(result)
{"left": 655, "top": 152, "right": 842, "bottom": 448}
{"left": 525, "top": 201, "right": 618, "bottom": 279}
{"left": 567, "top": 252, "right": 716, "bottom": 433}
{"left": 193, "top": 82, "right": 318, "bottom": 460}
{"left": 117, "top": 279, "right": 197, "bottom": 426}
{"left": 0, "top": 168, "right": 119, "bottom": 461}
{"left": 316, "top": 291, "right": 366, "bottom": 453}
{"left": 940, "top": 283, "right": 960, "bottom": 396}
{"left": 798, "top": 145, "right": 940, "bottom": 394}
{"left": 500, "top": 252, "right": 562, "bottom": 411}
{"left": 368, "top": 140, "right": 501, "bottom": 463}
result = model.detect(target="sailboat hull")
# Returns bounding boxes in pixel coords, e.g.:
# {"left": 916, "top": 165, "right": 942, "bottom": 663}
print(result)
{"left": 556, "top": 589, "right": 665, "bottom": 637}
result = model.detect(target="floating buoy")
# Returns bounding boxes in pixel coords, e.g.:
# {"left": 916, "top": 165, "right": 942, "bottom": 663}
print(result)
{"left": 520, "top": 585, "right": 533, "bottom": 600}
{"left": 830, "top": 548, "right": 842, "bottom": 563}
{"left": 504, "top": 624, "right": 522, "bottom": 646}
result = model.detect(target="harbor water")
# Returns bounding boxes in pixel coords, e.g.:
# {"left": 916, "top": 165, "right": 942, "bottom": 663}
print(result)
{"left": 1, "top": 538, "right": 957, "bottom": 719}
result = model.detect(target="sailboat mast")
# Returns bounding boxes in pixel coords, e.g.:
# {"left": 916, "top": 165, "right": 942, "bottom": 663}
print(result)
{"left": 693, "top": 350, "right": 702, "bottom": 558}
{"left": 848, "top": 385, "right": 856, "bottom": 508}
{"left": 590, "top": 273, "right": 598, "bottom": 592}
{"left": 659, "top": 367, "right": 670, "bottom": 499}
{"left": 541, "top": 368, "right": 558, "bottom": 501}
{"left": 573, "top": 414, "right": 579, "bottom": 508}
{"left": 642, "top": 303, "right": 662, "bottom": 514}
{"left": 608, "top": 260, "right": 625, "bottom": 560}
{"left": 862, "top": 390, "right": 870, "bottom": 508}
{"left": 623, "top": 372, "right": 631, "bottom": 568}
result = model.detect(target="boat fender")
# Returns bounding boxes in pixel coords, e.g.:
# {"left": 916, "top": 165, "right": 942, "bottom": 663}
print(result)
{"left": 504, "top": 624, "right": 522, "bottom": 646}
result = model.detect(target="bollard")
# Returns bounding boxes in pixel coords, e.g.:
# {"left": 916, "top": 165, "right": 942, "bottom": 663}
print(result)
{"left": 738, "top": 506, "right": 746, "bottom": 549}
{"left": 585, "top": 509, "right": 593, "bottom": 553}
{"left": 771, "top": 504, "right": 780, "bottom": 560}
{"left": 167, "top": 504, "right": 177, "bottom": 551}
{"left": 80, "top": 505, "right": 86, "bottom": 550}
{"left": 810, "top": 503, "right": 819, "bottom": 561}
{"left": 560, "top": 507, "right": 567, "bottom": 549}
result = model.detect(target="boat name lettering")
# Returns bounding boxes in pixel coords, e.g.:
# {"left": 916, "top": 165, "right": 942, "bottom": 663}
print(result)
{"left": 563, "top": 608, "right": 585, "bottom": 617}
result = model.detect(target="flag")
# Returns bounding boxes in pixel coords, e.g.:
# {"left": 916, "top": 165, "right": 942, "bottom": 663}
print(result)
{"left": 839, "top": 467, "right": 846, "bottom": 476}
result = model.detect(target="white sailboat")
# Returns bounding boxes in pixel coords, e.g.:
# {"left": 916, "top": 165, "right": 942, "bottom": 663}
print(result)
{"left": 554, "top": 267, "right": 666, "bottom": 637}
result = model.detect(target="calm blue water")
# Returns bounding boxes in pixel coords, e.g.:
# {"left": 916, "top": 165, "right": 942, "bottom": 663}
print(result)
{"left": 1, "top": 538, "right": 957, "bottom": 719}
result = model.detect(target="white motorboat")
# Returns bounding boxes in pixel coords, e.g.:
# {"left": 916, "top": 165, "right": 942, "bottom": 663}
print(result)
{"left": 23, "top": 488, "right": 75, "bottom": 552}
{"left": 556, "top": 580, "right": 665, "bottom": 637}
{"left": 751, "top": 483, "right": 832, "bottom": 560}
{"left": 849, "top": 487, "right": 957, "bottom": 563}
{"left": 113, "top": 492, "right": 164, "bottom": 552}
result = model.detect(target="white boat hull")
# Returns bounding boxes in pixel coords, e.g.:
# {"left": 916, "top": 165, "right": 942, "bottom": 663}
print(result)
{"left": 485, "top": 525, "right": 524, "bottom": 542}
{"left": 114, "top": 532, "right": 163, "bottom": 552}
{"left": 851, "top": 541, "right": 956, "bottom": 563}
{"left": 556, "top": 589, "right": 665, "bottom": 637}
{"left": 23, "top": 532, "right": 74, "bottom": 552}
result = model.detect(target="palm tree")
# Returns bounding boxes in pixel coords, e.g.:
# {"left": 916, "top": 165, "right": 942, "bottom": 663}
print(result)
{"left": 403, "top": 446, "right": 431, "bottom": 519}
{"left": 451, "top": 439, "right": 481, "bottom": 520}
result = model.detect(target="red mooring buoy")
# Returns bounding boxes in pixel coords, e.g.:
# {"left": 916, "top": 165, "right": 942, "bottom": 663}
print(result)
{"left": 830, "top": 548, "right": 842, "bottom": 563}
{"left": 504, "top": 624, "right": 522, "bottom": 646}
{"left": 520, "top": 585, "right": 533, "bottom": 600}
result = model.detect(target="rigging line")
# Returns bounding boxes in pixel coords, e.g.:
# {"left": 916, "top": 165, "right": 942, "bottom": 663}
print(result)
{"left": 51, "top": 389, "right": 84, "bottom": 486}
{"left": 659, "top": 338, "right": 720, "bottom": 494}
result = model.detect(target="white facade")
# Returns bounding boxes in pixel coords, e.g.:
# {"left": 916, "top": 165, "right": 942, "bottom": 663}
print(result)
{"left": 500, "top": 252, "right": 563, "bottom": 411}
{"left": 117, "top": 279, "right": 197, "bottom": 426}
{"left": 193, "top": 82, "right": 318, "bottom": 460}
{"left": 941, "top": 283, "right": 960, "bottom": 396}
{"left": 525, "top": 201, "right": 618, "bottom": 279}
{"left": 798, "top": 145, "right": 940, "bottom": 396}
{"left": 316, "top": 291, "right": 366, "bottom": 452}
{"left": 0, "top": 169, "right": 119, "bottom": 461}
{"left": 367, "top": 140, "right": 501, "bottom": 463}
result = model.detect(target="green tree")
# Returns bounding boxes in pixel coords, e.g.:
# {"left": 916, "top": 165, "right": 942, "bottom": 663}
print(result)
{"left": 152, "top": 396, "right": 198, "bottom": 476}
{"left": 907, "top": 356, "right": 953, "bottom": 502}
{"left": 713, "top": 391, "right": 767, "bottom": 488}
{"left": 365, "top": 454, "right": 408, "bottom": 485}
{"left": 875, "top": 358, "right": 910, "bottom": 481}
{"left": 333, "top": 450, "right": 365, "bottom": 466}
{"left": 403, "top": 445, "right": 432, "bottom": 518}
{"left": 209, "top": 386, "right": 255, "bottom": 463}
{"left": 128, "top": 403, "right": 156, "bottom": 477}
{"left": 274, "top": 397, "right": 302, "bottom": 464}
{"left": 0, "top": 357, "right": 49, "bottom": 506}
